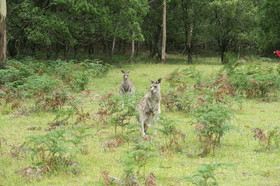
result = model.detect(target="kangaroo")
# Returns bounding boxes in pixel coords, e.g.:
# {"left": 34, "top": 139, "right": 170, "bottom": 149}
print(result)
{"left": 119, "top": 70, "right": 136, "bottom": 94}
{"left": 137, "top": 78, "right": 162, "bottom": 136}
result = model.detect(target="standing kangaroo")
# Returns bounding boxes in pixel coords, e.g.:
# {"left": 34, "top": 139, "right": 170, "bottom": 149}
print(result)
{"left": 119, "top": 70, "right": 136, "bottom": 94}
{"left": 137, "top": 78, "right": 162, "bottom": 136}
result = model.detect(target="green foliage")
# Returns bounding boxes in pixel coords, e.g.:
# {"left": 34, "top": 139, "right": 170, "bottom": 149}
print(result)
{"left": 258, "top": 1, "right": 280, "bottom": 55}
{"left": 269, "top": 127, "right": 280, "bottom": 148}
{"left": 7, "top": 0, "right": 148, "bottom": 59}
{"left": 19, "top": 74, "right": 60, "bottom": 97}
{"left": 184, "top": 163, "right": 232, "bottom": 186}
{"left": 158, "top": 115, "right": 185, "bottom": 151}
{"left": 122, "top": 139, "right": 158, "bottom": 183}
{"left": 228, "top": 63, "right": 280, "bottom": 98}
{"left": 193, "top": 100, "right": 235, "bottom": 157}
{"left": 162, "top": 67, "right": 202, "bottom": 111}
{"left": 34, "top": 89, "right": 74, "bottom": 111}
{"left": 208, "top": 0, "right": 256, "bottom": 63}
{"left": 166, "top": 67, "right": 202, "bottom": 87}
{"left": 193, "top": 102, "right": 233, "bottom": 136}
{"left": 253, "top": 127, "right": 280, "bottom": 150}
{"left": 0, "top": 60, "right": 35, "bottom": 89}
{"left": 0, "top": 59, "right": 110, "bottom": 99}
{"left": 162, "top": 67, "right": 237, "bottom": 113}
{"left": 223, "top": 52, "right": 241, "bottom": 75}
{"left": 26, "top": 128, "right": 89, "bottom": 173}
{"left": 79, "top": 59, "right": 111, "bottom": 77}
{"left": 97, "top": 92, "right": 143, "bottom": 136}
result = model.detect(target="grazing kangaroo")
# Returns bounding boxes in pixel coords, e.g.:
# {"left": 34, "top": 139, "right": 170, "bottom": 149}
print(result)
{"left": 137, "top": 78, "right": 162, "bottom": 136}
{"left": 119, "top": 70, "right": 136, "bottom": 94}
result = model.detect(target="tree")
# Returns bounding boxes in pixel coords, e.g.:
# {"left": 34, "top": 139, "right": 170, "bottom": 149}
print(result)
{"left": 0, "top": 0, "right": 7, "bottom": 68}
{"left": 258, "top": 1, "right": 280, "bottom": 55}
{"left": 161, "top": 0, "right": 167, "bottom": 63}
{"left": 208, "top": 0, "right": 255, "bottom": 63}
{"left": 142, "top": 0, "right": 162, "bottom": 59}
{"left": 179, "top": 0, "right": 208, "bottom": 63}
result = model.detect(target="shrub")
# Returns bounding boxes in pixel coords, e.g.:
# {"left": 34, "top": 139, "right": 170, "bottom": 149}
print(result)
{"left": 192, "top": 101, "right": 234, "bottom": 157}
{"left": 68, "top": 71, "right": 89, "bottom": 92}
{"left": 19, "top": 74, "right": 60, "bottom": 97}
{"left": 34, "top": 88, "right": 74, "bottom": 111}
{"left": 253, "top": 127, "right": 280, "bottom": 150}
{"left": 227, "top": 63, "right": 280, "bottom": 98}
{"left": 26, "top": 128, "right": 90, "bottom": 174}
{"left": 0, "top": 58, "right": 111, "bottom": 100}
{"left": 0, "top": 61, "right": 35, "bottom": 89}
{"left": 162, "top": 67, "right": 202, "bottom": 112}
{"left": 184, "top": 163, "right": 232, "bottom": 186}
{"left": 162, "top": 86, "right": 196, "bottom": 112}
{"left": 80, "top": 59, "right": 111, "bottom": 77}
{"left": 158, "top": 115, "right": 186, "bottom": 152}
{"left": 97, "top": 93, "right": 143, "bottom": 136}
{"left": 165, "top": 67, "right": 202, "bottom": 87}
{"left": 122, "top": 139, "right": 158, "bottom": 184}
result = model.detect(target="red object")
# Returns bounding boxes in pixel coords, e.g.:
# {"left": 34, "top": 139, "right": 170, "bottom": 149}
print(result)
{"left": 274, "top": 50, "right": 280, "bottom": 59}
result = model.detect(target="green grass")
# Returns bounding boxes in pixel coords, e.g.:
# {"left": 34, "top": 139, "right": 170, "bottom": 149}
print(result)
{"left": 0, "top": 61, "right": 280, "bottom": 185}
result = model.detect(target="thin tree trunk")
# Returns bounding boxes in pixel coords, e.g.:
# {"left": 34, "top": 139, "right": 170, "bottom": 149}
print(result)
{"left": 122, "top": 40, "right": 126, "bottom": 55}
{"left": 111, "top": 37, "right": 116, "bottom": 55}
{"left": 136, "top": 41, "right": 139, "bottom": 56}
{"left": 187, "top": 48, "right": 192, "bottom": 64}
{"left": 111, "top": 26, "right": 118, "bottom": 56}
{"left": 0, "top": 0, "right": 7, "bottom": 68}
{"left": 221, "top": 50, "right": 225, "bottom": 64}
{"left": 187, "top": 25, "right": 193, "bottom": 64}
{"left": 161, "top": 0, "right": 166, "bottom": 63}
{"left": 130, "top": 39, "right": 135, "bottom": 61}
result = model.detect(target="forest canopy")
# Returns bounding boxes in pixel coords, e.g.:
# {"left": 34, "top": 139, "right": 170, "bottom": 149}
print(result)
{"left": 4, "top": 0, "right": 280, "bottom": 63}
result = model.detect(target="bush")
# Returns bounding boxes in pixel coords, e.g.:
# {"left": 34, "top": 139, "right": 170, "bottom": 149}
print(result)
{"left": 122, "top": 139, "right": 158, "bottom": 184}
{"left": 184, "top": 163, "right": 232, "bottom": 186}
{"left": 227, "top": 63, "right": 280, "bottom": 98}
{"left": 192, "top": 101, "right": 234, "bottom": 157}
{"left": 26, "top": 128, "right": 90, "bottom": 173}
{"left": 80, "top": 59, "right": 111, "bottom": 77}
{"left": 165, "top": 67, "right": 202, "bottom": 87}
{"left": 158, "top": 115, "right": 186, "bottom": 152}
{"left": 68, "top": 71, "right": 89, "bottom": 92}
{"left": 34, "top": 88, "right": 74, "bottom": 111}
{"left": 19, "top": 74, "right": 60, "bottom": 97}
{"left": 0, "top": 61, "right": 35, "bottom": 89}
{"left": 97, "top": 93, "right": 143, "bottom": 136}
{"left": 162, "top": 67, "right": 202, "bottom": 112}
{"left": 0, "top": 58, "right": 111, "bottom": 100}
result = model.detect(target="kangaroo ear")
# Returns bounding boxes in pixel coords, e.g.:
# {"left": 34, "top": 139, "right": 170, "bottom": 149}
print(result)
{"left": 157, "top": 78, "right": 162, "bottom": 84}
{"left": 127, "top": 70, "right": 130, "bottom": 73}
{"left": 149, "top": 79, "right": 154, "bottom": 84}
{"left": 121, "top": 70, "right": 125, "bottom": 74}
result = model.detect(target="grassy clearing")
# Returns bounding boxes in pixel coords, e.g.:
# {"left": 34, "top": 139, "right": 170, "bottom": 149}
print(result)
{"left": 0, "top": 60, "right": 280, "bottom": 185}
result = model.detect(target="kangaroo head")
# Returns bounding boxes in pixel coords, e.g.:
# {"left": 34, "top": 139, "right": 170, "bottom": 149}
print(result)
{"left": 121, "top": 70, "right": 130, "bottom": 80}
{"left": 150, "top": 78, "right": 162, "bottom": 94}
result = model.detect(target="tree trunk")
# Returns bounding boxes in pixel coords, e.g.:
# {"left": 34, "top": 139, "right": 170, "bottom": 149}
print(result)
{"left": 187, "top": 48, "right": 192, "bottom": 64}
{"left": 0, "top": 0, "right": 7, "bottom": 68}
{"left": 130, "top": 39, "right": 135, "bottom": 61}
{"left": 136, "top": 41, "right": 139, "bottom": 56}
{"left": 122, "top": 40, "right": 126, "bottom": 55}
{"left": 161, "top": 0, "right": 166, "bottom": 63}
{"left": 218, "top": 39, "right": 228, "bottom": 64}
{"left": 221, "top": 50, "right": 225, "bottom": 64}
{"left": 102, "top": 40, "right": 108, "bottom": 56}
{"left": 111, "top": 37, "right": 116, "bottom": 56}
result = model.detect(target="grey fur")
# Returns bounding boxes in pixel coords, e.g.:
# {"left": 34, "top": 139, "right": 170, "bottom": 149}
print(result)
{"left": 119, "top": 70, "right": 136, "bottom": 94}
{"left": 137, "top": 78, "right": 162, "bottom": 136}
